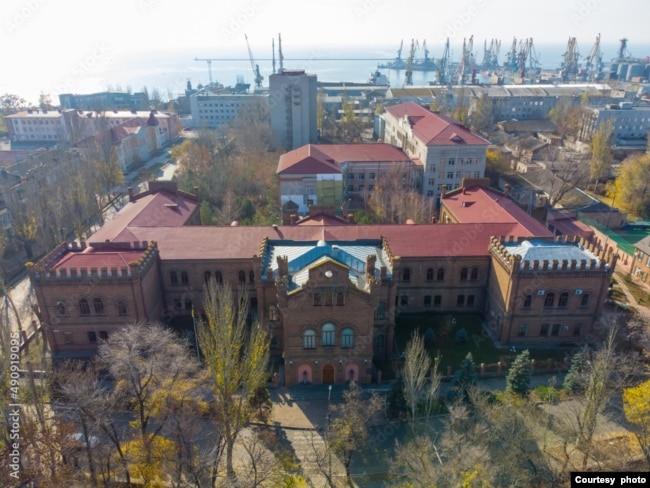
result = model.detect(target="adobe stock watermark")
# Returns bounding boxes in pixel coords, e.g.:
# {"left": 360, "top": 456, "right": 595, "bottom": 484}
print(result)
{"left": 50, "top": 41, "right": 113, "bottom": 97}
{"left": 352, "top": 0, "right": 385, "bottom": 21}
{"left": 221, "top": 0, "right": 262, "bottom": 42}
{"left": 7, "top": 331, "right": 22, "bottom": 480}
{"left": 5, "top": 0, "right": 47, "bottom": 34}
{"left": 438, "top": 0, "right": 489, "bottom": 44}
{"left": 571, "top": 0, "right": 604, "bottom": 25}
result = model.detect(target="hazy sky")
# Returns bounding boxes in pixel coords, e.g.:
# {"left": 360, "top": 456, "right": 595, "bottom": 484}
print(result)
{"left": 2, "top": 0, "right": 649, "bottom": 103}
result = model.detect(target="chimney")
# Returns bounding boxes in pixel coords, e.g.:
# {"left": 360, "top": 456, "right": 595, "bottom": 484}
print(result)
{"left": 462, "top": 188, "right": 467, "bottom": 195}
{"left": 290, "top": 214, "right": 298, "bottom": 225}
{"left": 430, "top": 217, "right": 436, "bottom": 224}
{"left": 193, "top": 186, "right": 199, "bottom": 198}
{"left": 504, "top": 183, "right": 511, "bottom": 198}
{"left": 441, "top": 184, "right": 447, "bottom": 199}
{"left": 366, "top": 255, "right": 377, "bottom": 278}
{"left": 128, "top": 187, "right": 135, "bottom": 202}
{"left": 346, "top": 213, "right": 355, "bottom": 224}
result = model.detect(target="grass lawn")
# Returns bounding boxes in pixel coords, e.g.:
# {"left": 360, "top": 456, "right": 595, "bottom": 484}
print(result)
{"left": 394, "top": 313, "right": 569, "bottom": 373}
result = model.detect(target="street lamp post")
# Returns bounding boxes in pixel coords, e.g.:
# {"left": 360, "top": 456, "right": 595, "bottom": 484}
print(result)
{"left": 327, "top": 384, "right": 332, "bottom": 482}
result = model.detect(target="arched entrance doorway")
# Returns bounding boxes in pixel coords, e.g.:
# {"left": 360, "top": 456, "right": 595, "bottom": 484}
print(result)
{"left": 322, "top": 364, "right": 335, "bottom": 384}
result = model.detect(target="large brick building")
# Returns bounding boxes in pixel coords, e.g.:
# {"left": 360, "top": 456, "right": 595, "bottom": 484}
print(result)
{"left": 29, "top": 181, "right": 615, "bottom": 385}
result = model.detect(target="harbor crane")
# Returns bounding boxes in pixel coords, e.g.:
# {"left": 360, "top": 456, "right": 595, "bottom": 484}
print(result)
{"left": 194, "top": 57, "right": 218, "bottom": 85}
{"left": 584, "top": 33, "right": 603, "bottom": 81}
{"left": 438, "top": 38, "right": 450, "bottom": 85}
{"left": 561, "top": 36, "right": 580, "bottom": 82}
{"left": 244, "top": 34, "right": 264, "bottom": 87}
{"left": 403, "top": 39, "right": 415, "bottom": 86}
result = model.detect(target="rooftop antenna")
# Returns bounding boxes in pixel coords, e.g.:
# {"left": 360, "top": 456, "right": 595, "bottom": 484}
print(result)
{"left": 278, "top": 33, "right": 284, "bottom": 73}
{"left": 272, "top": 37, "right": 276, "bottom": 74}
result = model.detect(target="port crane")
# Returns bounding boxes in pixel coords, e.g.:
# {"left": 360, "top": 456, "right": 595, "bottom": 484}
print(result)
{"left": 584, "top": 33, "right": 602, "bottom": 81}
{"left": 437, "top": 38, "right": 450, "bottom": 85}
{"left": 244, "top": 34, "right": 264, "bottom": 88}
{"left": 561, "top": 36, "right": 580, "bottom": 82}
{"left": 193, "top": 58, "right": 220, "bottom": 85}
{"left": 403, "top": 39, "right": 415, "bottom": 86}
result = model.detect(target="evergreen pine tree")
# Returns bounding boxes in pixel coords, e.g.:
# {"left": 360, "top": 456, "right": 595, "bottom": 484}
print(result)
{"left": 506, "top": 349, "right": 532, "bottom": 397}
{"left": 449, "top": 352, "right": 478, "bottom": 403}
{"left": 563, "top": 347, "right": 591, "bottom": 394}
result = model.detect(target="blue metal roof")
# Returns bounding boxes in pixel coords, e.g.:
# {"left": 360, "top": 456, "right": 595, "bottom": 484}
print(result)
{"left": 262, "top": 240, "right": 392, "bottom": 290}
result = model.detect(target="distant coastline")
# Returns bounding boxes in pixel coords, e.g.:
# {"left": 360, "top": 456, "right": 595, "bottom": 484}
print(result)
{"left": 13, "top": 41, "right": 650, "bottom": 105}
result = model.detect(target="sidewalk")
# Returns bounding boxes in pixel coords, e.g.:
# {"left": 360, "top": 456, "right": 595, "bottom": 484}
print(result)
{"left": 270, "top": 372, "right": 564, "bottom": 429}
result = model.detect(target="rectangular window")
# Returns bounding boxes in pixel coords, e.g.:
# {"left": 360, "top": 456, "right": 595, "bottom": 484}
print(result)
{"left": 540, "top": 323, "right": 549, "bottom": 336}
{"left": 447, "top": 172, "right": 453, "bottom": 179}
{"left": 348, "top": 173, "right": 355, "bottom": 180}
{"left": 358, "top": 173, "right": 364, "bottom": 180}
{"left": 63, "top": 332, "right": 73, "bottom": 345}
{"left": 358, "top": 185, "right": 364, "bottom": 191}
{"left": 88, "top": 331, "right": 97, "bottom": 344}
{"left": 467, "top": 295, "right": 475, "bottom": 307}
{"left": 424, "top": 295, "right": 432, "bottom": 307}
{"left": 348, "top": 184, "right": 354, "bottom": 191}
{"left": 400, "top": 295, "right": 408, "bottom": 306}
{"left": 551, "top": 324, "right": 561, "bottom": 337}
{"left": 428, "top": 178, "right": 435, "bottom": 186}
{"left": 518, "top": 324, "right": 527, "bottom": 337}
{"left": 448, "top": 158, "right": 455, "bottom": 165}
{"left": 434, "top": 295, "right": 442, "bottom": 307}
{"left": 457, "top": 295, "right": 465, "bottom": 306}
{"left": 474, "top": 171, "right": 480, "bottom": 178}
{"left": 369, "top": 173, "right": 376, "bottom": 180}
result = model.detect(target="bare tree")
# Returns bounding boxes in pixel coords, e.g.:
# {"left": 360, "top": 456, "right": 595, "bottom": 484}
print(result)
{"left": 326, "top": 382, "right": 385, "bottom": 487}
{"left": 402, "top": 331, "right": 441, "bottom": 426}
{"left": 197, "top": 282, "right": 270, "bottom": 483}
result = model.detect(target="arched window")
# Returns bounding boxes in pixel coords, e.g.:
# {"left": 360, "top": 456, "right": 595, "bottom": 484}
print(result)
{"left": 313, "top": 293, "right": 322, "bottom": 306}
{"left": 303, "top": 329, "right": 315, "bottom": 349}
{"left": 437, "top": 268, "right": 445, "bottom": 281}
{"left": 93, "top": 298, "right": 105, "bottom": 314}
{"left": 56, "top": 301, "right": 66, "bottom": 316}
{"left": 470, "top": 267, "right": 479, "bottom": 280}
{"left": 238, "top": 271, "right": 246, "bottom": 284}
{"left": 341, "top": 328, "right": 354, "bottom": 348}
{"left": 523, "top": 294, "right": 532, "bottom": 308}
{"left": 215, "top": 271, "right": 223, "bottom": 284}
{"left": 180, "top": 271, "right": 189, "bottom": 285}
{"left": 322, "top": 323, "right": 335, "bottom": 346}
{"left": 558, "top": 292, "right": 569, "bottom": 307}
{"left": 116, "top": 300, "right": 128, "bottom": 316}
{"left": 79, "top": 298, "right": 90, "bottom": 315}
{"left": 249, "top": 270, "right": 255, "bottom": 284}
{"left": 204, "top": 271, "right": 211, "bottom": 284}
{"left": 426, "top": 268, "right": 434, "bottom": 281}
{"left": 268, "top": 305, "right": 279, "bottom": 321}
{"left": 402, "top": 268, "right": 411, "bottom": 282}
{"left": 170, "top": 271, "right": 178, "bottom": 285}
{"left": 544, "top": 293, "right": 555, "bottom": 308}
{"left": 460, "top": 268, "right": 468, "bottom": 281}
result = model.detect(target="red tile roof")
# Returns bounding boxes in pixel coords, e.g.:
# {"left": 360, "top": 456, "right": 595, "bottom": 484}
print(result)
{"left": 442, "top": 186, "right": 552, "bottom": 237}
{"left": 90, "top": 190, "right": 198, "bottom": 243}
{"left": 51, "top": 246, "right": 146, "bottom": 271}
{"left": 122, "top": 222, "right": 534, "bottom": 261}
{"left": 277, "top": 143, "right": 411, "bottom": 175}
{"left": 385, "top": 102, "right": 490, "bottom": 146}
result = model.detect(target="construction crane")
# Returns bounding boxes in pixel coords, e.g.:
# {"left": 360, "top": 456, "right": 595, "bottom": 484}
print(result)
{"left": 244, "top": 34, "right": 264, "bottom": 88}
{"left": 403, "top": 39, "right": 415, "bottom": 86}
{"left": 194, "top": 58, "right": 219, "bottom": 85}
